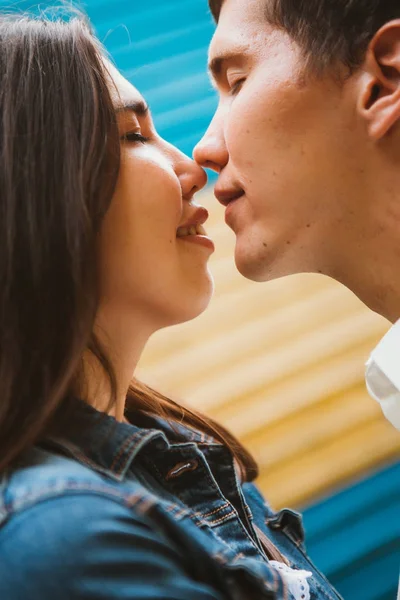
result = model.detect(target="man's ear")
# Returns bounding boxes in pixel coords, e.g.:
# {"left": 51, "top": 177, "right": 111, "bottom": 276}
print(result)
{"left": 358, "top": 20, "right": 400, "bottom": 140}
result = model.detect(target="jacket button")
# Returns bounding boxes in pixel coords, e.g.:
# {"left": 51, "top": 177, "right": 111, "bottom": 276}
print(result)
{"left": 166, "top": 459, "right": 199, "bottom": 480}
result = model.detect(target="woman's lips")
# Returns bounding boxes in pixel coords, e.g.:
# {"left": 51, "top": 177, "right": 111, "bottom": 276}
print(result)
{"left": 178, "top": 234, "right": 215, "bottom": 251}
{"left": 176, "top": 225, "right": 215, "bottom": 251}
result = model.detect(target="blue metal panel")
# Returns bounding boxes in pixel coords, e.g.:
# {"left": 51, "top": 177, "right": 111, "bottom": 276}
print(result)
{"left": 302, "top": 462, "right": 400, "bottom": 600}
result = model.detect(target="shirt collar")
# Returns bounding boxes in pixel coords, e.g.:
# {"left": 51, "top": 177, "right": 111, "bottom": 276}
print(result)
{"left": 366, "top": 319, "right": 400, "bottom": 431}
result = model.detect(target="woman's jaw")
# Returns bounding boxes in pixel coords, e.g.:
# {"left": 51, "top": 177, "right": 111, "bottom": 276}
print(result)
{"left": 80, "top": 60, "right": 214, "bottom": 417}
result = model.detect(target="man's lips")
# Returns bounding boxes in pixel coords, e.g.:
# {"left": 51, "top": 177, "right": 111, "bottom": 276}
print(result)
{"left": 214, "top": 188, "right": 245, "bottom": 207}
{"left": 214, "top": 185, "right": 246, "bottom": 229}
{"left": 224, "top": 192, "right": 245, "bottom": 228}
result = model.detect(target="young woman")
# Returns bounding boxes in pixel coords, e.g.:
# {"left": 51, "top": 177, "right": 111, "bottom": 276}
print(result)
{"left": 0, "top": 13, "right": 342, "bottom": 600}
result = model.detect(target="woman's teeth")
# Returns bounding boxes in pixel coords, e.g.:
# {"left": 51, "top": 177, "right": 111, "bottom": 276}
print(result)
{"left": 176, "top": 224, "right": 207, "bottom": 238}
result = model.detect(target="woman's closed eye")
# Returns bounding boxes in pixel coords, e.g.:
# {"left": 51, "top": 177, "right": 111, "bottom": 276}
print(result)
{"left": 121, "top": 131, "right": 150, "bottom": 144}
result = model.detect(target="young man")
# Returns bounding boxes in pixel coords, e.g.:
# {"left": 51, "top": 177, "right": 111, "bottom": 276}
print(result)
{"left": 194, "top": 0, "right": 400, "bottom": 431}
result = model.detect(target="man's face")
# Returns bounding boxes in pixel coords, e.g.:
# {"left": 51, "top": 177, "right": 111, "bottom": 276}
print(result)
{"left": 194, "top": 0, "right": 370, "bottom": 283}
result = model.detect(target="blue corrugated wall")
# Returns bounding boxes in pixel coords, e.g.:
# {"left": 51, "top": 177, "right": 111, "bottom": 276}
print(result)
{"left": 1, "top": 1, "right": 399, "bottom": 598}
{"left": 302, "top": 462, "right": 400, "bottom": 600}
{"left": 90, "top": 0, "right": 217, "bottom": 158}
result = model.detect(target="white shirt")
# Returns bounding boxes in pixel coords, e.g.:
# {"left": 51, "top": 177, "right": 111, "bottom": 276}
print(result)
{"left": 365, "top": 319, "right": 400, "bottom": 431}
{"left": 365, "top": 320, "right": 400, "bottom": 600}
{"left": 269, "top": 562, "right": 312, "bottom": 600}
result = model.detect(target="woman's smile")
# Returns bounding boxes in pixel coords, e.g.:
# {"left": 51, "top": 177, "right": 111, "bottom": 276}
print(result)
{"left": 176, "top": 206, "right": 215, "bottom": 252}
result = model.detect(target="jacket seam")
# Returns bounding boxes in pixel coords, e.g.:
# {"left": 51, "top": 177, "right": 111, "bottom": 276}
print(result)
{"left": 201, "top": 502, "right": 230, "bottom": 519}
{"left": 2, "top": 483, "right": 156, "bottom": 519}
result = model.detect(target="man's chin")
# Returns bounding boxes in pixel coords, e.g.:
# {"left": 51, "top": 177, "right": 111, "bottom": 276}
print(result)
{"left": 234, "top": 244, "right": 301, "bottom": 283}
{"left": 234, "top": 251, "right": 275, "bottom": 283}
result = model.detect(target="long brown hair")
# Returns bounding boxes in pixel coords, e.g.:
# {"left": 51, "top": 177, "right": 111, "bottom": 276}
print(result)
{"left": 0, "top": 14, "right": 257, "bottom": 481}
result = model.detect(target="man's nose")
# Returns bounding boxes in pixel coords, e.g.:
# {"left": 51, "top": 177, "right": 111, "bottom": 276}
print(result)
{"left": 193, "top": 118, "right": 229, "bottom": 174}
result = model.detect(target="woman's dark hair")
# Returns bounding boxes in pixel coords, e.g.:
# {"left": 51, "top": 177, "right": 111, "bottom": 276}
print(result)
{"left": 0, "top": 14, "right": 257, "bottom": 481}
{"left": 209, "top": 0, "right": 400, "bottom": 72}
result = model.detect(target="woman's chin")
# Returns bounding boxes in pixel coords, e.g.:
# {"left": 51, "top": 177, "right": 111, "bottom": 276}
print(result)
{"left": 170, "top": 278, "right": 214, "bottom": 326}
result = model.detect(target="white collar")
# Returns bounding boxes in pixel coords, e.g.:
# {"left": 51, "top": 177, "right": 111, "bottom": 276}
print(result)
{"left": 366, "top": 319, "right": 400, "bottom": 431}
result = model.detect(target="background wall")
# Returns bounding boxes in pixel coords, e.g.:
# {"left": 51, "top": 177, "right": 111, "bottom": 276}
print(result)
{"left": 1, "top": 1, "right": 400, "bottom": 598}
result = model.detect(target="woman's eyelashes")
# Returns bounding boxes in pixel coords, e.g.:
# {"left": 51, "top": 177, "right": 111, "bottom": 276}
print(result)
{"left": 122, "top": 131, "right": 150, "bottom": 144}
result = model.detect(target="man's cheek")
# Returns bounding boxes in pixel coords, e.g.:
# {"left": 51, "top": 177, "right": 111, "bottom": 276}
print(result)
{"left": 226, "top": 115, "right": 262, "bottom": 171}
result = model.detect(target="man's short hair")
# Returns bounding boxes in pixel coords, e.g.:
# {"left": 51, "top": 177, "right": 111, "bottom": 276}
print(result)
{"left": 208, "top": 0, "right": 400, "bottom": 73}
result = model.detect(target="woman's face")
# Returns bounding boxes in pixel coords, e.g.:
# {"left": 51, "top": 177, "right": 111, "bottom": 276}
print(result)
{"left": 99, "top": 63, "right": 214, "bottom": 333}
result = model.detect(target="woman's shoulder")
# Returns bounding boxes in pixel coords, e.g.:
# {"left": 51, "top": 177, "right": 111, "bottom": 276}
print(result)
{"left": 0, "top": 447, "right": 224, "bottom": 600}
{"left": 0, "top": 445, "right": 152, "bottom": 521}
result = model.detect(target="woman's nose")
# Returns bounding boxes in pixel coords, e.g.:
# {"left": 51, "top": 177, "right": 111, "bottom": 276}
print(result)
{"left": 176, "top": 154, "right": 208, "bottom": 201}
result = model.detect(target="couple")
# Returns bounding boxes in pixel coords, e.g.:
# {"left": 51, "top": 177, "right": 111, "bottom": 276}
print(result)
{"left": 0, "top": 1, "right": 399, "bottom": 599}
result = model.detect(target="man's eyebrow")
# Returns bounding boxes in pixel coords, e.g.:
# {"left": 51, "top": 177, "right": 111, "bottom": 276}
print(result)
{"left": 208, "top": 50, "right": 248, "bottom": 81}
{"left": 116, "top": 100, "right": 149, "bottom": 116}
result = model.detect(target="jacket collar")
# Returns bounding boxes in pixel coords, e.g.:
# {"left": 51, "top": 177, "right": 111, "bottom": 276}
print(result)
{"left": 42, "top": 399, "right": 209, "bottom": 481}
{"left": 43, "top": 400, "right": 167, "bottom": 481}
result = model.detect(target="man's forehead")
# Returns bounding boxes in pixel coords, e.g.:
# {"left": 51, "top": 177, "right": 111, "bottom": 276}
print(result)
{"left": 212, "top": 0, "right": 269, "bottom": 31}
{"left": 208, "top": 0, "right": 274, "bottom": 70}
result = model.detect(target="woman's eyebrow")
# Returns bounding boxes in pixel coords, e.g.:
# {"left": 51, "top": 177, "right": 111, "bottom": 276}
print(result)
{"left": 116, "top": 100, "right": 149, "bottom": 116}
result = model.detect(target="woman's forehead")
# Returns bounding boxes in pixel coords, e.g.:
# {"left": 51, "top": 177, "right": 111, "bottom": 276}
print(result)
{"left": 102, "top": 58, "right": 145, "bottom": 110}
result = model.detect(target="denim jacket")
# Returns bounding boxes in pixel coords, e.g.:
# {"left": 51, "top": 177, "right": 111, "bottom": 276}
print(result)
{"left": 0, "top": 401, "right": 343, "bottom": 600}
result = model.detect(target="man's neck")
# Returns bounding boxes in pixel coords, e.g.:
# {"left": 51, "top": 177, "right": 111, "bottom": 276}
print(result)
{"left": 338, "top": 268, "right": 400, "bottom": 323}
{"left": 328, "top": 221, "right": 400, "bottom": 322}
